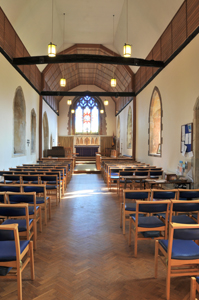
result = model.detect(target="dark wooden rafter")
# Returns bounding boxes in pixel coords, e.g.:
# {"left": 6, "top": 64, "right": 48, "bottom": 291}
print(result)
{"left": 41, "top": 91, "right": 135, "bottom": 97}
{"left": 13, "top": 54, "right": 165, "bottom": 68}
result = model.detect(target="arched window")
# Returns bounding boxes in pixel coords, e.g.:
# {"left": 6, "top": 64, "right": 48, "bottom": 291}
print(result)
{"left": 149, "top": 87, "right": 162, "bottom": 156}
{"left": 75, "top": 96, "right": 99, "bottom": 134}
{"left": 31, "top": 109, "right": 36, "bottom": 154}
{"left": 14, "top": 86, "right": 26, "bottom": 155}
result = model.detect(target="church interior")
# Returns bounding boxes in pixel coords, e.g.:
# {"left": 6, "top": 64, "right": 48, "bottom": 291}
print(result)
{"left": 1, "top": 0, "right": 199, "bottom": 299}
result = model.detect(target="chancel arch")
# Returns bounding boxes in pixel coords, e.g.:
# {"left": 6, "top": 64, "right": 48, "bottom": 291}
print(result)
{"left": 148, "top": 87, "right": 162, "bottom": 156}
{"left": 13, "top": 86, "right": 26, "bottom": 155}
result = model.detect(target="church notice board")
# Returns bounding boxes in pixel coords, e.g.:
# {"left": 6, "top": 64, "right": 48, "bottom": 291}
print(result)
{"left": 181, "top": 123, "right": 193, "bottom": 157}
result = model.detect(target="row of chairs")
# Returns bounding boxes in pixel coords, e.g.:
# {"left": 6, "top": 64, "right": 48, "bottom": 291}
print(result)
{"left": 119, "top": 188, "right": 199, "bottom": 299}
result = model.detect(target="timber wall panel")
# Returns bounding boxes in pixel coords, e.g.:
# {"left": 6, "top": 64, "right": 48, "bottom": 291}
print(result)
{"left": 0, "top": 9, "right": 5, "bottom": 49}
{"left": 161, "top": 24, "right": 172, "bottom": 62}
{"left": 172, "top": 2, "right": 187, "bottom": 53}
{"left": 152, "top": 40, "right": 161, "bottom": 75}
{"left": 4, "top": 18, "right": 16, "bottom": 58}
{"left": 187, "top": 0, "right": 199, "bottom": 36}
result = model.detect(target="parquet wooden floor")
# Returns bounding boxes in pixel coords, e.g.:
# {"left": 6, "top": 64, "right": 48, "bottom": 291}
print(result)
{"left": 0, "top": 174, "right": 191, "bottom": 299}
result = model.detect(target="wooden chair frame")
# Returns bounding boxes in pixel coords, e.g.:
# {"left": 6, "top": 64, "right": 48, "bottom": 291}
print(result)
{"left": 121, "top": 189, "right": 151, "bottom": 235}
{"left": 155, "top": 222, "right": 199, "bottom": 300}
{"left": 129, "top": 200, "right": 170, "bottom": 257}
{"left": 0, "top": 223, "right": 35, "bottom": 300}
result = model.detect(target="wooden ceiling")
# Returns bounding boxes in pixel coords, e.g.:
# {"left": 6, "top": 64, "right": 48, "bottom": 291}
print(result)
{"left": 42, "top": 44, "right": 134, "bottom": 104}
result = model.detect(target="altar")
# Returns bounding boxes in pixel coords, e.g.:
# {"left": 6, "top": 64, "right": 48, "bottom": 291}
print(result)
{"left": 75, "top": 145, "right": 99, "bottom": 156}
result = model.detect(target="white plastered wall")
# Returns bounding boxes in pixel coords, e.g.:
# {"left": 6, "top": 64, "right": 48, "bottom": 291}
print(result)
{"left": 42, "top": 100, "right": 58, "bottom": 153}
{"left": 136, "top": 34, "right": 199, "bottom": 173}
{"left": 116, "top": 101, "right": 133, "bottom": 156}
{"left": 0, "top": 54, "right": 40, "bottom": 170}
{"left": 58, "top": 85, "right": 116, "bottom": 136}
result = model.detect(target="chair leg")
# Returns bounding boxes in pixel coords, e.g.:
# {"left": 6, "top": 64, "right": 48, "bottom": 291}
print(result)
{"left": 154, "top": 240, "right": 158, "bottom": 278}
{"left": 134, "top": 226, "right": 138, "bottom": 257}
{"left": 120, "top": 203, "right": 123, "bottom": 228}
{"left": 44, "top": 205, "right": 47, "bottom": 225}
{"left": 32, "top": 219, "right": 37, "bottom": 250}
{"left": 29, "top": 241, "right": 35, "bottom": 280}
{"left": 128, "top": 217, "right": 132, "bottom": 246}
{"left": 166, "top": 265, "right": 171, "bottom": 300}
{"left": 17, "top": 266, "right": 22, "bottom": 300}
{"left": 48, "top": 199, "right": 51, "bottom": 219}
{"left": 123, "top": 211, "right": 126, "bottom": 235}
{"left": 190, "top": 277, "right": 196, "bottom": 300}
{"left": 38, "top": 207, "right": 42, "bottom": 232}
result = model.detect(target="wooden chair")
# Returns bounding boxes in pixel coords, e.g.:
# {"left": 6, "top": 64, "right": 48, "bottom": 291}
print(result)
{"left": 22, "top": 184, "right": 51, "bottom": 224}
{"left": 0, "top": 203, "right": 37, "bottom": 250}
{"left": 190, "top": 276, "right": 199, "bottom": 300}
{"left": 129, "top": 200, "right": 170, "bottom": 256}
{"left": 0, "top": 223, "right": 35, "bottom": 300}
{"left": 121, "top": 189, "right": 151, "bottom": 234}
{"left": 155, "top": 222, "right": 199, "bottom": 300}
{"left": 40, "top": 174, "right": 60, "bottom": 205}
{"left": 6, "top": 192, "right": 42, "bottom": 236}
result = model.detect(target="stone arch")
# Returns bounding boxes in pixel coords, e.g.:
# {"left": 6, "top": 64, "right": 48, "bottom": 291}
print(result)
{"left": 31, "top": 108, "right": 36, "bottom": 154}
{"left": 148, "top": 87, "right": 162, "bottom": 156}
{"left": 13, "top": 86, "right": 26, "bottom": 155}
{"left": 193, "top": 96, "right": 199, "bottom": 187}
{"left": 43, "top": 111, "right": 49, "bottom": 157}
{"left": 127, "top": 107, "right": 132, "bottom": 149}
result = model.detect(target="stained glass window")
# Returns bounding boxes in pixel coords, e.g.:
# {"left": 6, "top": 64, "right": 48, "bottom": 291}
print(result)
{"left": 75, "top": 96, "right": 99, "bottom": 134}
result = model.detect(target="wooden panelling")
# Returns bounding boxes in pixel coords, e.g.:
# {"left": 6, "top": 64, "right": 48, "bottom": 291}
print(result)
{"left": 4, "top": 18, "right": 15, "bottom": 58}
{"left": 100, "top": 136, "right": 113, "bottom": 156}
{"left": 135, "top": 68, "right": 141, "bottom": 94}
{"left": 23, "top": 48, "right": 30, "bottom": 80}
{"left": 140, "top": 67, "right": 146, "bottom": 88}
{"left": 58, "top": 136, "right": 74, "bottom": 149}
{"left": 172, "top": 2, "right": 187, "bottom": 53}
{"left": 0, "top": 9, "right": 5, "bottom": 49}
{"left": 187, "top": 0, "right": 199, "bottom": 36}
{"left": 152, "top": 39, "right": 161, "bottom": 75}
{"left": 161, "top": 24, "right": 172, "bottom": 62}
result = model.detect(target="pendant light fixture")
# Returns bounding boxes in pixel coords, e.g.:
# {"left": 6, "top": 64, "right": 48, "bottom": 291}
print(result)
{"left": 110, "top": 15, "right": 117, "bottom": 88}
{"left": 67, "top": 99, "right": 72, "bottom": 105}
{"left": 60, "top": 13, "right": 66, "bottom": 87}
{"left": 71, "top": 109, "right": 75, "bottom": 114}
{"left": 100, "top": 109, "right": 104, "bottom": 114}
{"left": 123, "top": 0, "right": 131, "bottom": 57}
{"left": 48, "top": 0, "right": 56, "bottom": 57}
{"left": 104, "top": 100, "right": 109, "bottom": 106}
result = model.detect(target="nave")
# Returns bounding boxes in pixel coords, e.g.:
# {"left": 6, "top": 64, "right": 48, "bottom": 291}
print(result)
{"left": 0, "top": 174, "right": 190, "bottom": 300}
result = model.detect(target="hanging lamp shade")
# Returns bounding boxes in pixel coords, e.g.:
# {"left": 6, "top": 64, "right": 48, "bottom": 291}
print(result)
{"left": 110, "top": 78, "right": 117, "bottom": 87}
{"left": 71, "top": 109, "right": 75, "bottom": 114}
{"left": 123, "top": 43, "right": 131, "bottom": 57}
{"left": 48, "top": 42, "right": 56, "bottom": 57}
{"left": 104, "top": 100, "right": 109, "bottom": 106}
{"left": 60, "top": 78, "right": 66, "bottom": 87}
{"left": 100, "top": 109, "right": 104, "bottom": 114}
{"left": 67, "top": 99, "right": 72, "bottom": 105}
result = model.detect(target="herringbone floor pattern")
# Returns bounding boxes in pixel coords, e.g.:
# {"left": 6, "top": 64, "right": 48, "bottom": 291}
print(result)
{"left": 0, "top": 174, "right": 191, "bottom": 299}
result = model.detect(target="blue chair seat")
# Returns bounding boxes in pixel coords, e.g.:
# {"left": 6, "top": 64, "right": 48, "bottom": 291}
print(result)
{"left": 28, "top": 206, "right": 39, "bottom": 215}
{"left": 35, "top": 196, "right": 49, "bottom": 204}
{"left": 110, "top": 175, "right": 119, "bottom": 179}
{"left": 0, "top": 240, "right": 30, "bottom": 262}
{"left": 2, "top": 219, "right": 33, "bottom": 232}
{"left": 159, "top": 239, "right": 199, "bottom": 260}
{"left": 45, "top": 185, "right": 57, "bottom": 190}
{"left": 172, "top": 215, "right": 197, "bottom": 224}
{"left": 120, "top": 180, "right": 132, "bottom": 183}
{"left": 141, "top": 231, "right": 160, "bottom": 238}
{"left": 131, "top": 216, "right": 165, "bottom": 228}
{"left": 0, "top": 266, "right": 12, "bottom": 276}
{"left": 125, "top": 202, "right": 136, "bottom": 211}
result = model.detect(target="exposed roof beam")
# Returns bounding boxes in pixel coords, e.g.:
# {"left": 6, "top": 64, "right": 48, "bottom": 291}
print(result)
{"left": 13, "top": 54, "right": 165, "bottom": 68}
{"left": 41, "top": 91, "right": 135, "bottom": 97}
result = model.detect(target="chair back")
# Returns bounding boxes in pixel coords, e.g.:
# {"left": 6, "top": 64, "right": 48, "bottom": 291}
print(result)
{"left": 0, "top": 184, "right": 21, "bottom": 193}
{"left": 178, "top": 189, "right": 199, "bottom": 200}
{"left": 151, "top": 189, "right": 177, "bottom": 200}
{"left": 136, "top": 200, "right": 170, "bottom": 213}
{"left": 0, "top": 192, "right": 6, "bottom": 203}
